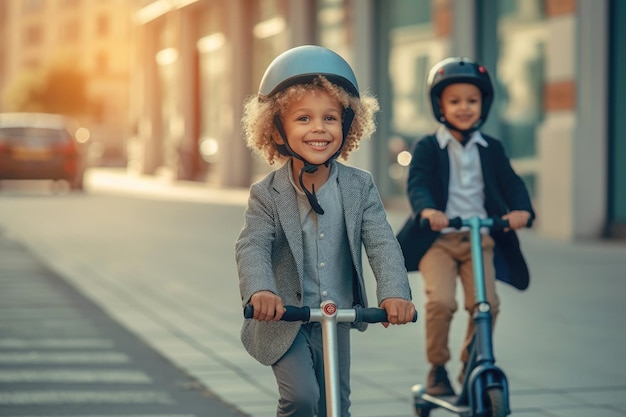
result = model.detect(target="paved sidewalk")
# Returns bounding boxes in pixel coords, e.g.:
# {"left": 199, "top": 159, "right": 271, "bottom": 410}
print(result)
{"left": 1, "top": 168, "right": 626, "bottom": 417}
{"left": 0, "top": 231, "right": 245, "bottom": 417}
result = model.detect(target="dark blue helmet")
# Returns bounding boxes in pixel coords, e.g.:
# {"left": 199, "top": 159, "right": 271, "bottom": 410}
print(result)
{"left": 428, "top": 57, "right": 494, "bottom": 131}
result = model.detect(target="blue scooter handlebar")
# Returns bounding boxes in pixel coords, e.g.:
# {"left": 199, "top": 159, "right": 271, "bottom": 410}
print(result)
{"left": 420, "top": 216, "right": 532, "bottom": 231}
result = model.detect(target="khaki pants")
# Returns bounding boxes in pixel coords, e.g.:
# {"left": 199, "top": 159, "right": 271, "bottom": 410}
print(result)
{"left": 419, "top": 232, "right": 499, "bottom": 365}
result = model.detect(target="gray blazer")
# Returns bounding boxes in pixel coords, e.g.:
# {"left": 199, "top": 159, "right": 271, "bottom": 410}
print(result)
{"left": 236, "top": 161, "right": 412, "bottom": 366}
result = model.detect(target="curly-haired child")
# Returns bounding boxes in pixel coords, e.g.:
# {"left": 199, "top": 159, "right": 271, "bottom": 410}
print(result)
{"left": 236, "top": 45, "right": 416, "bottom": 417}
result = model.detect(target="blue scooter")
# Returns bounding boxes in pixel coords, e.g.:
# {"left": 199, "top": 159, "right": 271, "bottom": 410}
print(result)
{"left": 412, "top": 216, "right": 523, "bottom": 417}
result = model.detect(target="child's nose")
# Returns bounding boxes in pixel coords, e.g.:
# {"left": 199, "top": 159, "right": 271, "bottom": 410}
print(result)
{"left": 312, "top": 119, "right": 325, "bottom": 132}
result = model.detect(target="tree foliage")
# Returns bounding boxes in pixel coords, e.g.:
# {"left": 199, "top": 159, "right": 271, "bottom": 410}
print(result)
{"left": 3, "top": 61, "right": 93, "bottom": 117}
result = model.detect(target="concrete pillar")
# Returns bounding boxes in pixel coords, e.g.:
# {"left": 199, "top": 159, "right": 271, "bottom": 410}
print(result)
{"left": 536, "top": 1, "right": 577, "bottom": 239}
{"left": 450, "top": 0, "right": 475, "bottom": 57}
{"left": 219, "top": 0, "right": 252, "bottom": 188}
{"left": 537, "top": 0, "right": 608, "bottom": 239}
{"left": 572, "top": 0, "right": 608, "bottom": 238}
{"left": 350, "top": 0, "right": 374, "bottom": 172}
{"left": 288, "top": 0, "right": 315, "bottom": 46}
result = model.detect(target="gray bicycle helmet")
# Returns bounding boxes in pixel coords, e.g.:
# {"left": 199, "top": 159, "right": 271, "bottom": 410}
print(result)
{"left": 259, "top": 45, "right": 359, "bottom": 98}
{"left": 428, "top": 57, "right": 494, "bottom": 134}
{"left": 258, "top": 45, "right": 359, "bottom": 215}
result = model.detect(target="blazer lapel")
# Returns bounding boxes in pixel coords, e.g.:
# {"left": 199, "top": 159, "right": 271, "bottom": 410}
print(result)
{"left": 337, "top": 164, "right": 359, "bottom": 252}
{"left": 273, "top": 164, "right": 305, "bottom": 280}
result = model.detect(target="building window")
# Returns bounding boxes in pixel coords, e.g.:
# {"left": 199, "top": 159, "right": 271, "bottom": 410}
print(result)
{"left": 317, "top": 0, "right": 351, "bottom": 52}
{"left": 24, "top": 25, "right": 43, "bottom": 46}
{"left": 22, "top": 58, "right": 40, "bottom": 69}
{"left": 23, "top": 0, "right": 43, "bottom": 13}
{"left": 96, "top": 15, "right": 109, "bottom": 37}
{"left": 61, "top": 0, "right": 80, "bottom": 7}
{"left": 96, "top": 51, "right": 108, "bottom": 74}
{"left": 373, "top": 0, "right": 436, "bottom": 195}
{"left": 495, "top": 0, "right": 546, "bottom": 160}
{"left": 61, "top": 20, "right": 80, "bottom": 42}
{"left": 477, "top": 0, "right": 545, "bottom": 198}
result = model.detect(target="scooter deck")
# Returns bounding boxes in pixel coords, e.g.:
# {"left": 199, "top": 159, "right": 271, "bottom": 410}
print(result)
{"left": 413, "top": 386, "right": 471, "bottom": 417}
{"left": 421, "top": 393, "right": 468, "bottom": 413}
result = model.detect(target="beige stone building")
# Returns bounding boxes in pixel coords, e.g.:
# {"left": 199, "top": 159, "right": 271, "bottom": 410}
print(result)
{"left": 0, "top": 0, "right": 133, "bottom": 164}
{"left": 127, "top": 0, "right": 625, "bottom": 241}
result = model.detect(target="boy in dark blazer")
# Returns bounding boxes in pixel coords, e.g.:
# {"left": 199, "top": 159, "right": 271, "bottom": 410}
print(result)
{"left": 397, "top": 57, "right": 534, "bottom": 396}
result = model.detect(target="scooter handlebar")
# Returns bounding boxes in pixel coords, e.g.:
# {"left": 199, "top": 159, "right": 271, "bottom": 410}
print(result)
{"left": 420, "top": 216, "right": 532, "bottom": 231}
{"left": 243, "top": 304, "right": 417, "bottom": 323}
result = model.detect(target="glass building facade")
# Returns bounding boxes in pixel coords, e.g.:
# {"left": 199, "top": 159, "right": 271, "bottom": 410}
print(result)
{"left": 125, "top": 0, "right": 622, "bottom": 240}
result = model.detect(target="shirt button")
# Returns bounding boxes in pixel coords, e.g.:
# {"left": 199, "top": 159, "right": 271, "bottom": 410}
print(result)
{"left": 319, "top": 233, "right": 325, "bottom": 238}
{"left": 319, "top": 262, "right": 325, "bottom": 268}
{"left": 322, "top": 291, "right": 328, "bottom": 297}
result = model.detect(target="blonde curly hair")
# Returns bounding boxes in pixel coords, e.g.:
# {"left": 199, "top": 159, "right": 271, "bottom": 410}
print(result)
{"left": 241, "top": 75, "right": 380, "bottom": 166}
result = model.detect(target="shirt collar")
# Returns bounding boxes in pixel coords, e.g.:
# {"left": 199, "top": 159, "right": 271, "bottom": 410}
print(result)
{"left": 287, "top": 159, "right": 337, "bottom": 196}
{"left": 435, "top": 125, "right": 488, "bottom": 149}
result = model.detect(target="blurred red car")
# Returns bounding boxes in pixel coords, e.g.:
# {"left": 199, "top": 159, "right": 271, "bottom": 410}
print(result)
{"left": 0, "top": 112, "right": 88, "bottom": 190}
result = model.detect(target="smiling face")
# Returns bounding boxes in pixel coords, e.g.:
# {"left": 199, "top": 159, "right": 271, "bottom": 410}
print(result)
{"left": 439, "top": 83, "right": 482, "bottom": 139}
{"left": 278, "top": 87, "right": 344, "bottom": 169}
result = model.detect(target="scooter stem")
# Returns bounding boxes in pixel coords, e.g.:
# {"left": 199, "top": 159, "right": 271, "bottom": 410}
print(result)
{"left": 320, "top": 300, "right": 341, "bottom": 417}
{"left": 468, "top": 216, "right": 487, "bottom": 304}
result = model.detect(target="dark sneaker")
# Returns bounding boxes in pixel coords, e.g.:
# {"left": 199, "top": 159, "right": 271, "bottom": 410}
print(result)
{"left": 426, "top": 365, "right": 455, "bottom": 396}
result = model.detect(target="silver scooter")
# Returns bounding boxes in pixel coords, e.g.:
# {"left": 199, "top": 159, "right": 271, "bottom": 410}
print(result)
{"left": 245, "top": 301, "right": 418, "bottom": 417}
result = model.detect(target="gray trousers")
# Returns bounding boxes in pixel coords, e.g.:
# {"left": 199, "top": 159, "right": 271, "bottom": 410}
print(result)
{"left": 271, "top": 322, "right": 351, "bottom": 417}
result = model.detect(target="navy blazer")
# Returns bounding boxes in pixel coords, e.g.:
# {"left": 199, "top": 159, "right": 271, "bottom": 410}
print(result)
{"left": 396, "top": 133, "right": 535, "bottom": 290}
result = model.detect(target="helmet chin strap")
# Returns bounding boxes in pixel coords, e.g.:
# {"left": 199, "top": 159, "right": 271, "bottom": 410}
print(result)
{"left": 273, "top": 108, "right": 355, "bottom": 215}
{"left": 440, "top": 117, "right": 481, "bottom": 147}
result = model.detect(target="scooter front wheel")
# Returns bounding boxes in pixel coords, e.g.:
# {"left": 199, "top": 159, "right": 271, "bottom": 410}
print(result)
{"left": 414, "top": 407, "right": 430, "bottom": 417}
{"left": 485, "top": 387, "right": 506, "bottom": 417}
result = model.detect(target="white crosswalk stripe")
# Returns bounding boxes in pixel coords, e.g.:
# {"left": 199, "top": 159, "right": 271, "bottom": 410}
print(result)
{"left": 0, "top": 369, "right": 152, "bottom": 383}
{"left": 0, "top": 352, "right": 130, "bottom": 364}
{"left": 0, "top": 390, "right": 175, "bottom": 405}
{"left": 0, "top": 338, "right": 115, "bottom": 349}
{"left": 1, "top": 415, "right": 196, "bottom": 417}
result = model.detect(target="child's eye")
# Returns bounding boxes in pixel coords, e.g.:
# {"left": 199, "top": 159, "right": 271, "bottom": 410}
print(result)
{"left": 297, "top": 116, "right": 310, "bottom": 122}
{"left": 324, "top": 115, "right": 338, "bottom": 121}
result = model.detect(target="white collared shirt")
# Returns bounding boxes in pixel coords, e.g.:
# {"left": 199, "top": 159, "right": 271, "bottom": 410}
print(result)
{"left": 436, "top": 126, "right": 488, "bottom": 233}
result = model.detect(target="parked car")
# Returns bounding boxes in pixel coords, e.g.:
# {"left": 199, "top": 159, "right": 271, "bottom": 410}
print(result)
{"left": 0, "top": 112, "right": 88, "bottom": 190}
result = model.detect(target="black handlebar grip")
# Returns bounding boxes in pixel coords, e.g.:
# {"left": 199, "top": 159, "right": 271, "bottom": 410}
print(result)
{"left": 356, "top": 307, "right": 418, "bottom": 323}
{"left": 282, "top": 306, "right": 311, "bottom": 321}
{"left": 420, "top": 217, "right": 462, "bottom": 230}
{"left": 243, "top": 304, "right": 254, "bottom": 319}
{"left": 491, "top": 217, "right": 508, "bottom": 231}
{"left": 243, "top": 305, "right": 311, "bottom": 322}
{"left": 448, "top": 217, "right": 462, "bottom": 229}
{"left": 356, "top": 307, "right": 388, "bottom": 323}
